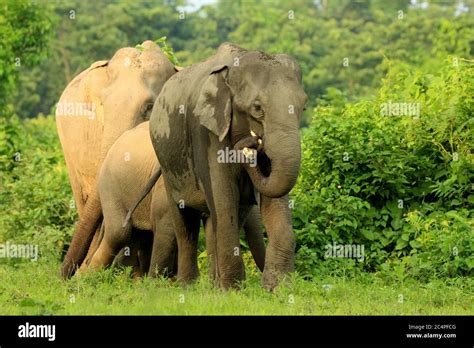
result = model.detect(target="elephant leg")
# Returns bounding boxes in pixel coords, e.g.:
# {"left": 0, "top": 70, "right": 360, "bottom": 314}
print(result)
{"left": 260, "top": 194, "right": 295, "bottom": 291}
{"left": 82, "top": 225, "right": 102, "bottom": 267}
{"left": 242, "top": 205, "right": 266, "bottom": 272}
{"left": 62, "top": 192, "right": 102, "bottom": 279}
{"left": 65, "top": 166, "right": 86, "bottom": 217}
{"left": 199, "top": 157, "right": 245, "bottom": 289}
{"left": 82, "top": 222, "right": 105, "bottom": 266}
{"left": 137, "top": 231, "right": 153, "bottom": 276}
{"left": 166, "top": 197, "right": 200, "bottom": 283}
{"left": 204, "top": 217, "right": 217, "bottom": 283}
{"left": 112, "top": 230, "right": 145, "bottom": 279}
{"left": 81, "top": 218, "right": 131, "bottom": 273}
{"left": 208, "top": 186, "right": 245, "bottom": 290}
{"left": 149, "top": 208, "right": 178, "bottom": 278}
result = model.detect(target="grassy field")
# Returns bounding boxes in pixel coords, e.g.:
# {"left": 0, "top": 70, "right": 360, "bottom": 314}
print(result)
{"left": 0, "top": 258, "right": 472, "bottom": 315}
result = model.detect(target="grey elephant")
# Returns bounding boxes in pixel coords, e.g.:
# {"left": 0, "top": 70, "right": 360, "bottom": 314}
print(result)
{"left": 143, "top": 43, "right": 307, "bottom": 290}
{"left": 80, "top": 122, "right": 266, "bottom": 277}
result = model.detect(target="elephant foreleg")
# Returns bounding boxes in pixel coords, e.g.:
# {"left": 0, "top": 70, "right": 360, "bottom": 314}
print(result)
{"left": 204, "top": 217, "right": 217, "bottom": 283}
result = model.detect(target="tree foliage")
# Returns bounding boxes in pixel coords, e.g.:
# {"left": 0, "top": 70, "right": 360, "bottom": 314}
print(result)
{"left": 0, "top": 0, "right": 52, "bottom": 174}
{"left": 11, "top": 0, "right": 474, "bottom": 125}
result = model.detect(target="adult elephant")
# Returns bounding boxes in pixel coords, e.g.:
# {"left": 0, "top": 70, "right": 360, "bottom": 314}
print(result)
{"left": 57, "top": 40, "right": 177, "bottom": 278}
{"left": 148, "top": 43, "right": 307, "bottom": 290}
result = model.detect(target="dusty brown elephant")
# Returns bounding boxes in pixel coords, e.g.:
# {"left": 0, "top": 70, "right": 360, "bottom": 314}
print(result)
{"left": 57, "top": 40, "right": 177, "bottom": 278}
{"left": 80, "top": 122, "right": 266, "bottom": 278}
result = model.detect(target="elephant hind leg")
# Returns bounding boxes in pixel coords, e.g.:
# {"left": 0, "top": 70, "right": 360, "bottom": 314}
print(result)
{"left": 115, "top": 229, "right": 153, "bottom": 278}
{"left": 169, "top": 204, "right": 200, "bottom": 283}
{"left": 79, "top": 218, "right": 131, "bottom": 274}
{"left": 149, "top": 208, "right": 178, "bottom": 278}
{"left": 83, "top": 223, "right": 105, "bottom": 266}
{"left": 136, "top": 230, "right": 153, "bottom": 277}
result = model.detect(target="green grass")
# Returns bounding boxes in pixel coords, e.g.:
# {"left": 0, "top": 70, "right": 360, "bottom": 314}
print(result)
{"left": 0, "top": 258, "right": 472, "bottom": 315}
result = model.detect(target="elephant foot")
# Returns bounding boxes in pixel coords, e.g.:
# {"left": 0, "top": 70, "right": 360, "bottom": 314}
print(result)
{"left": 131, "top": 266, "right": 144, "bottom": 279}
{"left": 60, "top": 260, "right": 78, "bottom": 280}
{"left": 261, "top": 267, "right": 292, "bottom": 292}
{"left": 214, "top": 266, "right": 246, "bottom": 291}
{"left": 149, "top": 264, "right": 177, "bottom": 279}
{"left": 177, "top": 268, "right": 200, "bottom": 285}
{"left": 218, "top": 279, "right": 244, "bottom": 291}
{"left": 75, "top": 262, "right": 96, "bottom": 277}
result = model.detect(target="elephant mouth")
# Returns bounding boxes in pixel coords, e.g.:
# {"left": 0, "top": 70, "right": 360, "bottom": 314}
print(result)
{"left": 256, "top": 148, "right": 272, "bottom": 177}
{"left": 238, "top": 134, "right": 272, "bottom": 177}
{"left": 235, "top": 129, "right": 300, "bottom": 198}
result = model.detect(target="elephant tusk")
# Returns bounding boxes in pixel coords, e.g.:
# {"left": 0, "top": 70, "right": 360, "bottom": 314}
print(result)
{"left": 243, "top": 147, "right": 257, "bottom": 160}
{"left": 250, "top": 130, "right": 256, "bottom": 137}
{"left": 257, "top": 138, "right": 262, "bottom": 145}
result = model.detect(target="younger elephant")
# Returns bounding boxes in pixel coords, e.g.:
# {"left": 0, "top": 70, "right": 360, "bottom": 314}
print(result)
{"left": 81, "top": 122, "right": 265, "bottom": 276}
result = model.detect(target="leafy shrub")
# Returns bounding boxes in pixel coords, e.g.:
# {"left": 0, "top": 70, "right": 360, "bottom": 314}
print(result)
{"left": 0, "top": 115, "right": 76, "bottom": 260}
{"left": 293, "top": 57, "right": 473, "bottom": 279}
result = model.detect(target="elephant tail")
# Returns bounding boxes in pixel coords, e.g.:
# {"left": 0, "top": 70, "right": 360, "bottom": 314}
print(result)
{"left": 123, "top": 167, "right": 162, "bottom": 229}
{"left": 61, "top": 192, "right": 102, "bottom": 279}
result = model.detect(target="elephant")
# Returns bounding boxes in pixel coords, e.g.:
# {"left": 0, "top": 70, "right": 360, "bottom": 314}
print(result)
{"left": 57, "top": 40, "right": 177, "bottom": 278}
{"left": 144, "top": 42, "right": 307, "bottom": 290}
{"left": 80, "top": 121, "right": 266, "bottom": 277}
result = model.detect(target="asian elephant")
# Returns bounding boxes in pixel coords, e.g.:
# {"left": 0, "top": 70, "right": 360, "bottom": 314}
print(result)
{"left": 80, "top": 121, "right": 266, "bottom": 277}
{"left": 57, "top": 40, "right": 177, "bottom": 278}
{"left": 147, "top": 43, "right": 307, "bottom": 290}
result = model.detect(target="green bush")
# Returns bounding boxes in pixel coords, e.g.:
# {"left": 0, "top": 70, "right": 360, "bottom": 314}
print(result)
{"left": 0, "top": 115, "right": 76, "bottom": 260}
{"left": 293, "top": 57, "right": 474, "bottom": 279}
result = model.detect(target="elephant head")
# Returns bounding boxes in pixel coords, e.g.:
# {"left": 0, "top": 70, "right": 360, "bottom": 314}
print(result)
{"left": 194, "top": 47, "right": 307, "bottom": 198}
{"left": 93, "top": 40, "right": 178, "bottom": 159}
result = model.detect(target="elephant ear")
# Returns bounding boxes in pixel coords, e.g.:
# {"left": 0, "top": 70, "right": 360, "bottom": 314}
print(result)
{"left": 275, "top": 54, "right": 302, "bottom": 82}
{"left": 89, "top": 60, "right": 108, "bottom": 70}
{"left": 194, "top": 65, "right": 232, "bottom": 142}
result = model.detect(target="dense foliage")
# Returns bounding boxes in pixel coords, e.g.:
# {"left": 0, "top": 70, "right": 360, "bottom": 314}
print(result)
{"left": 293, "top": 58, "right": 474, "bottom": 280}
{"left": 0, "top": 0, "right": 52, "bottom": 173}
{"left": 0, "top": 116, "right": 76, "bottom": 259}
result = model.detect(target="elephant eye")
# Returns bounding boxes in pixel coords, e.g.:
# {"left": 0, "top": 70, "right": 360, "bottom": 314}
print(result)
{"left": 250, "top": 101, "right": 263, "bottom": 118}
{"left": 141, "top": 102, "right": 154, "bottom": 118}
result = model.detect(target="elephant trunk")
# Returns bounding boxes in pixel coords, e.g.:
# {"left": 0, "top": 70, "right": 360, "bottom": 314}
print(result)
{"left": 241, "top": 126, "right": 301, "bottom": 199}
{"left": 243, "top": 206, "right": 266, "bottom": 272}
